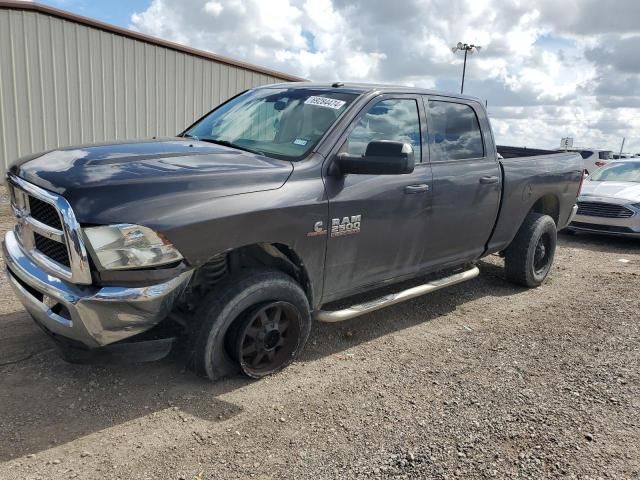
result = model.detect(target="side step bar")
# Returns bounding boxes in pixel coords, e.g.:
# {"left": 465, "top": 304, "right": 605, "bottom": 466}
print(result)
{"left": 313, "top": 265, "right": 480, "bottom": 323}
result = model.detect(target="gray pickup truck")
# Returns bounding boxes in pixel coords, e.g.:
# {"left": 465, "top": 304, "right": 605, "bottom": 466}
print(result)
{"left": 3, "top": 83, "right": 583, "bottom": 380}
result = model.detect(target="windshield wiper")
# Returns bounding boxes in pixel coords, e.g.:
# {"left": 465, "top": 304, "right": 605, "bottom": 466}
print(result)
{"left": 196, "top": 138, "right": 265, "bottom": 156}
{"left": 182, "top": 133, "right": 199, "bottom": 141}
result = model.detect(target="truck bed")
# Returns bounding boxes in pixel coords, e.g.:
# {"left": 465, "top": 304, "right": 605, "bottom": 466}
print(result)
{"left": 486, "top": 149, "right": 583, "bottom": 254}
{"left": 497, "top": 145, "right": 559, "bottom": 158}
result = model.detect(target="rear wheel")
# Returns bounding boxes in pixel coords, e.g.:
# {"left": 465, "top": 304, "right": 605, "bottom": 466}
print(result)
{"left": 188, "top": 269, "right": 311, "bottom": 380}
{"left": 504, "top": 213, "right": 557, "bottom": 288}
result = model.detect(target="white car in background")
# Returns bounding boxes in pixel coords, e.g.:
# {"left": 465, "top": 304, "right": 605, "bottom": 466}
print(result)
{"left": 567, "top": 149, "right": 613, "bottom": 175}
{"left": 569, "top": 160, "right": 640, "bottom": 238}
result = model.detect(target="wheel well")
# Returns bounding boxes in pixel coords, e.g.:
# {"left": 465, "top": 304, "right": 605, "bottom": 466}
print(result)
{"left": 530, "top": 194, "right": 559, "bottom": 225}
{"left": 227, "top": 243, "right": 312, "bottom": 302}
{"left": 176, "top": 244, "right": 313, "bottom": 316}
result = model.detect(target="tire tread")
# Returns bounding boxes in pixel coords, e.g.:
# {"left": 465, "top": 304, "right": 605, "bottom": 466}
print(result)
{"left": 504, "top": 213, "right": 556, "bottom": 288}
{"left": 188, "top": 268, "right": 310, "bottom": 380}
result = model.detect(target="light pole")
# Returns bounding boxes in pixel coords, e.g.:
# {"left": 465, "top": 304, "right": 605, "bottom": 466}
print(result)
{"left": 451, "top": 42, "right": 481, "bottom": 94}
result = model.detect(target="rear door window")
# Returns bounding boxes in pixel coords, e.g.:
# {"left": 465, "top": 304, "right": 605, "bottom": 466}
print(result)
{"left": 427, "top": 101, "right": 484, "bottom": 161}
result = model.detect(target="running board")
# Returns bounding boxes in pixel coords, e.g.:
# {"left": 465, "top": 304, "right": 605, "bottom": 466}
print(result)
{"left": 313, "top": 265, "right": 480, "bottom": 323}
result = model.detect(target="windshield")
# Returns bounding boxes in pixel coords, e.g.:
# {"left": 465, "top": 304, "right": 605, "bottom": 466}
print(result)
{"left": 589, "top": 161, "right": 640, "bottom": 182}
{"left": 185, "top": 88, "right": 358, "bottom": 160}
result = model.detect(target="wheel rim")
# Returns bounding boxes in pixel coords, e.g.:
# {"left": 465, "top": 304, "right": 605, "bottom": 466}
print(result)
{"left": 234, "top": 301, "right": 301, "bottom": 377}
{"left": 533, "top": 232, "right": 552, "bottom": 276}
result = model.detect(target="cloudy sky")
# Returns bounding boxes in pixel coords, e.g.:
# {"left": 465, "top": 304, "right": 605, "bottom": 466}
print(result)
{"left": 42, "top": 0, "right": 640, "bottom": 153}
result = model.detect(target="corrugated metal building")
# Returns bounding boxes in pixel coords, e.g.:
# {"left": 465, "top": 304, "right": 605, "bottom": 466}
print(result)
{"left": 0, "top": 1, "right": 303, "bottom": 174}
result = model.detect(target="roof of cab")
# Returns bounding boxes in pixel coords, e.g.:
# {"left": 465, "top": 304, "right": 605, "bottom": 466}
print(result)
{"left": 259, "top": 81, "right": 483, "bottom": 103}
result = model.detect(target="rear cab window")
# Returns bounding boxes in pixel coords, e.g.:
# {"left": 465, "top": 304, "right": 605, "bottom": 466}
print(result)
{"left": 425, "top": 100, "right": 485, "bottom": 161}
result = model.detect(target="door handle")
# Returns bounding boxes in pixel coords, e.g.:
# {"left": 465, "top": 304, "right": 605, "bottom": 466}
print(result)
{"left": 479, "top": 176, "right": 499, "bottom": 184}
{"left": 404, "top": 184, "right": 430, "bottom": 194}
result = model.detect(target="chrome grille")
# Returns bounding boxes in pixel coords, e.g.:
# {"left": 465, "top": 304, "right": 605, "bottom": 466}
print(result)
{"left": 577, "top": 201, "right": 634, "bottom": 219}
{"left": 28, "top": 195, "right": 63, "bottom": 230}
{"left": 34, "top": 233, "right": 71, "bottom": 267}
{"left": 7, "top": 175, "right": 92, "bottom": 284}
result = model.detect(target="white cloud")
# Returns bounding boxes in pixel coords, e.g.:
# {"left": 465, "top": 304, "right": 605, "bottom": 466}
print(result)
{"left": 130, "top": 0, "right": 640, "bottom": 153}
{"left": 203, "top": 1, "right": 223, "bottom": 16}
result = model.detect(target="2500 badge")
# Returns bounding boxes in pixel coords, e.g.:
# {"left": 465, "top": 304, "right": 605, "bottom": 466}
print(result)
{"left": 331, "top": 215, "right": 361, "bottom": 237}
{"left": 307, "top": 215, "right": 362, "bottom": 238}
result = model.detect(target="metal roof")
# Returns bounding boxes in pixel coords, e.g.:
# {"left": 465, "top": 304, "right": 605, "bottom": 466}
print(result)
{"left": 0, "top": 0, "right": 305, "bottom": 82}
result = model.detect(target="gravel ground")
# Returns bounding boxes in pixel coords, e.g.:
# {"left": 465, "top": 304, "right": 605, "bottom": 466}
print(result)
{"left": 0, "top": 192, "right": 638, "bottom": 480}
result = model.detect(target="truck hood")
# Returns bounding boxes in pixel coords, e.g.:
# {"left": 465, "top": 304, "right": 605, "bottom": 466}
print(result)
{"left": 10, "top": 138, "right": 293, "bottom": 225}
{"left": 580, "top": 181, "right": 640, "bottom": 203}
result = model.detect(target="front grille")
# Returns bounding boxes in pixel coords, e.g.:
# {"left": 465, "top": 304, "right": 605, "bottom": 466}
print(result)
{"left": 8, "top": 175, "right": 92, "bottom": 284}
{"left": 29, "top": 195, "right": 63, "bottom": 229}
{"left": 34, "top": 233, "right": 71, "bottom": 267}
{"left": 577, "top": 201, "right": 634, "bottom": 218}
{"left": 571, "top": 222, "right": 634, "bottom": 233}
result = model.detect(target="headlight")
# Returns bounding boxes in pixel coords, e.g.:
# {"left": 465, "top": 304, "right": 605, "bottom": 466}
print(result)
{"left": 632, "top": 203, "right": 640, "bottom": 211}
{"left": 84, "top": 224, "right": 183, "bottom": 270}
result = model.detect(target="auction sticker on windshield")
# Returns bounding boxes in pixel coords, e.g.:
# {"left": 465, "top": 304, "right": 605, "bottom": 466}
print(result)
{"left": 304, "top": 96, "right": 346, "bottom": 110}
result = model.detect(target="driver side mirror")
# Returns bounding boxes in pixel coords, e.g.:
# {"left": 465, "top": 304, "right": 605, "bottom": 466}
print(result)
{"left": 335, "top": 141, "right": 415, "bottom": 175}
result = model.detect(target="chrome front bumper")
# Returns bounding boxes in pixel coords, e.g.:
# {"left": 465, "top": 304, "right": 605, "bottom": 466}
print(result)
{"left": 3, "top": 230, "right": 192, "bottom": 348}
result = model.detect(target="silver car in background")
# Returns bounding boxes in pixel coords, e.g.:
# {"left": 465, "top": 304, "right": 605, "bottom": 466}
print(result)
{"left": 567, "top": 149, "right": 613, "bottom": 175}
{"left": 570, "top": 160, "right": 640, "bottom": 238}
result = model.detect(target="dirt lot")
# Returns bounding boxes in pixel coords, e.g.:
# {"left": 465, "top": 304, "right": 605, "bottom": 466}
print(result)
{"left": 0, "top": 196, "right": 638, "bottom": 480}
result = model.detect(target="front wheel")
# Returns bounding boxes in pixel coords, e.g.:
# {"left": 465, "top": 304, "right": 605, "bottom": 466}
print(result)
{"left": 188, "top": 269, "right": 311, "bottom": 380}
{"left": 229, "top": 300, "right": 305, "bottom": 378}
{"left": 504, "top": 213, "right": 557, "bottom": 288}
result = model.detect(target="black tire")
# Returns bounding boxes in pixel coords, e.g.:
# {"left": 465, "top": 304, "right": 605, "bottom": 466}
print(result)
{"left": 188, "top": 269, "right": 311, "bottom": 381}
{"left": 504, "top": 213, "right": 557, "bottom": 288}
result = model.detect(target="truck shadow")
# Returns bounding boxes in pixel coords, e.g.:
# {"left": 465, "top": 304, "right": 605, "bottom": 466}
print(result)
{"left": 0, "top": 320, "right": 247, "bottom": 461}
{"left": 558, "top": 230, "right": 639, "bottom": 253}
{"left": 0, "top": 259, "right": 521, "bottom": 462}
{"left": 301, "top": 259, "right": 523, "bottom": 363}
